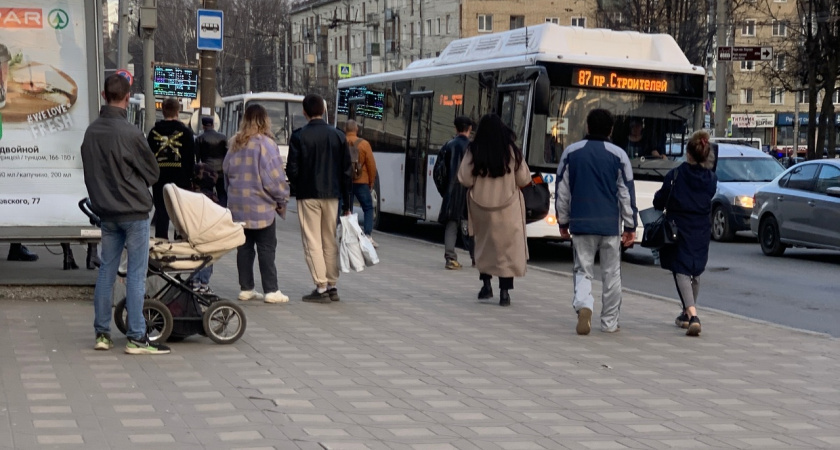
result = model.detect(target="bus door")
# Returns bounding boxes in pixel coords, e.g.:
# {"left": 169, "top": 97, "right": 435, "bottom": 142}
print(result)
{"left": 497, "top": 83, "right": 531, "bottom": 152}
{"left": 404, "top": 92, "right": 433, "bottom": 218}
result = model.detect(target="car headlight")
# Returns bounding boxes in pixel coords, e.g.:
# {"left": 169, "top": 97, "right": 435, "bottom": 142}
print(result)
{"left": 545, "top": 214, "right": 557, "bottom": 225}
{"left": 734, "top": 195, "right": 755, "bottom": 209}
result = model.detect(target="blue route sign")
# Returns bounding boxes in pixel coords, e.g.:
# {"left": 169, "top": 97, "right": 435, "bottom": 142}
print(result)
{"left": 197, "top": 9, "right": 224, "bottom": 51}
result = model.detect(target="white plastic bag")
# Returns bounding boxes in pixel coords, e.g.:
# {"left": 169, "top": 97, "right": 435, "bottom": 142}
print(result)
{"left": 338, "top": 213, "right": 366, "bottom": 273}
{"left": 359, "top": 234, "right": 379, "bottom": 266}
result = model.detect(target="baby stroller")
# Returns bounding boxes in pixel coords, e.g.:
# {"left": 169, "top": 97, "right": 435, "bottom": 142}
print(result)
{"left": 79, "top": 184, "right": 247, "bottom": 344}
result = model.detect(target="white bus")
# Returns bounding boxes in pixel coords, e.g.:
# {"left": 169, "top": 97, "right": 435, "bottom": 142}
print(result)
{"left": 335, "top": 24, "right": 705, "bottom": 239}
{"left": 127, "top": 94, "right": 195, "bottom": 130}
{"left": 219, "top": 92, "right": 307, "bottom": 163}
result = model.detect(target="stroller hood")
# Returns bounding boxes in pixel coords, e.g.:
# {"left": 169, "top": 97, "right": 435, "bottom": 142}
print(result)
{"left": 163, "top": 184, "right": 245, "bottom": 253}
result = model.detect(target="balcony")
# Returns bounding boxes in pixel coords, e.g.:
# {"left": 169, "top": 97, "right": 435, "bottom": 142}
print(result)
{"left": 366, "top": 42, "right": 381, "bottom": 56}
{"left": 366, "top": 13, "right": 379, "bottom": 27}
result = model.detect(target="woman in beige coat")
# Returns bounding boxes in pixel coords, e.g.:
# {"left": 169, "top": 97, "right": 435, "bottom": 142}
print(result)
{"left": 458, "top": 114, "right": 531, "bottom": 306}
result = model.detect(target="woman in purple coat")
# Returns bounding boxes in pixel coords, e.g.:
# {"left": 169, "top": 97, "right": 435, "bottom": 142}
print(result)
{"left": 653, "top": 131, "right": 717, "bottom": 336}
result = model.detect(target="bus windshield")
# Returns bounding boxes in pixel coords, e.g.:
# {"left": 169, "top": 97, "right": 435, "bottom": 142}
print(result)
{"left": 248, "top": 100, "right": 306, "bottom": 145}
{"left": 531, "top": 87, "right": 695, "bottom": 169}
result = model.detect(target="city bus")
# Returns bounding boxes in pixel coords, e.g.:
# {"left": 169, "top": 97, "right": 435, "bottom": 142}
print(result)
{"left": 126, "top": 94, "right": 195, "bottom": 130}
{"left": 219, "top": 92, "right": 307, "bottom": 163}
{"left": 335, "top": 23, "right": 705, "bottom": 240}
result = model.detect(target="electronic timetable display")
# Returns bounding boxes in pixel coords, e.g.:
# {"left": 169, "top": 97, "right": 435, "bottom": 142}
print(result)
{"left": 153, "top": 65, "right": 199, "bottom": 99}
{"left": 337, "top": 86, "right": 384, "bottom": 120}
{"left": 571, "top": 67, "right": 680, "bottom": 95}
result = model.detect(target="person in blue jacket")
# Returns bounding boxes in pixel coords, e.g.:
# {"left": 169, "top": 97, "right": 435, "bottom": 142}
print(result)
{"left": 653, "top": 130, "right": 717, "bottom": 337}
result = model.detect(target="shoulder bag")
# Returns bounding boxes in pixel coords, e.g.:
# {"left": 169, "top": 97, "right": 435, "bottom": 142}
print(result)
{"left": 521, "top": 173, "right": 551, "bottom": 224}
{"left": 641, "top": 170, "right": 679, "bottom": 249}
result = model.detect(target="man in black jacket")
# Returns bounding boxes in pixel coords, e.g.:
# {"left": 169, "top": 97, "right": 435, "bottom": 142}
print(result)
{"left": 147, "top": 98, "right": 195, "bottom": 239}
{"left": 438, "top": 116, "right": 474, "bottom": 270}
{"left": 81, "top": 74, "right": 169, "bottom": 355}
{"left": 195, "top": 116, "right": 228, "bottom": 206}
{"left": 287, "top": 94, "right": 352, "bottom": 303}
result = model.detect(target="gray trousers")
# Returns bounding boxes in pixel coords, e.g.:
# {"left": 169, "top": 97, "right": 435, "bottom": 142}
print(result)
{"left": 572, "top": 235, "right": 622, "bottom": 332}
{"left": 673, "top": 273, "right": 699, "bottom": 310}
{"left": 444, "top": 220, "right": 473, "bottom": 262}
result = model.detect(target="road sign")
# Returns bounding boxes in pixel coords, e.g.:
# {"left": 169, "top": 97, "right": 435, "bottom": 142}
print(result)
{"left": 197, "top": 9, "right": 223, "bottom": 51}
{"left": 338, "top": 64, "right": 352, "bottom": 79}
{"left": 115, "top": 68, "right": 133, "bottom": 85}
{"left": 717, "top": 46, "right": 772, "bottom": 61}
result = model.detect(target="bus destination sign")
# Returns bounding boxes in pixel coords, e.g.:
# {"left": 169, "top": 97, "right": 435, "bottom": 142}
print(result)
{"left": 571, "top": 68, "right": 678, "bottom": 94}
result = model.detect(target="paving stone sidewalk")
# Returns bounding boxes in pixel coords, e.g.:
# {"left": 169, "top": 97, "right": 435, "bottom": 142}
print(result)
{"left": 0, "top": 213, "right": 838, "bottom": 450}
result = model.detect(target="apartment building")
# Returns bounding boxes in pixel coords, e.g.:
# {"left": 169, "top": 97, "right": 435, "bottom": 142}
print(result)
{"left": 289, "top": 0, "right": 597, "bottom": 98}
{"left": 726, "top": 1, "right": 839, "bottom": 154}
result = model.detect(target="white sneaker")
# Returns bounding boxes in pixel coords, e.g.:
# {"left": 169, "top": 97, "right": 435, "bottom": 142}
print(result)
{"left": 366, "top": 235, "right": 379, "bottom": 248}
{"left": 264, "top": 291, "right": 290, "bottom": 303}
{"left": 238, "top": 290, "right": 264, "bottom": 301}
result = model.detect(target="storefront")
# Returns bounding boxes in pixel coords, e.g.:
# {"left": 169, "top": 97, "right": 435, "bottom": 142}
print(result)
{"left": 775, "top": 112, "right": 840, "bottom": 156}
{"left": 729, "top": 113, "right": 775, "bottom": 151}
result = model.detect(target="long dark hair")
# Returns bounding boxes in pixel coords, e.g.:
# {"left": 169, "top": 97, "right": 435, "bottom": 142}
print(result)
{"left": 470, "top": 113, "right": 523, "bottom": 178}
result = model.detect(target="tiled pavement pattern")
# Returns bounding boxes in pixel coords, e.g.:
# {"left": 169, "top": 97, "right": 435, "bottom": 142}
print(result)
{"left": 1, "top": 215, "right": 839, "bottom": 450}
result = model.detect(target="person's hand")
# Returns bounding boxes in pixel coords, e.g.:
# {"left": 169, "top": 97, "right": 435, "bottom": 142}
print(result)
{"left": 559, "top": 226, "right": 571, "bottom": 240}
{"left": 621, "top": 231, "right": 635, "bottom": 248}
{"left": 275, "top": 204, "right": 287, "bottom": 220}
{"left": 342, "top": 209, "right": 352, "bottom": 216}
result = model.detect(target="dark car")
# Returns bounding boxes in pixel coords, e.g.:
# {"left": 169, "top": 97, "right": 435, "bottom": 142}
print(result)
{"left": 750, "top": 160, "right": 840, "bottom": 256}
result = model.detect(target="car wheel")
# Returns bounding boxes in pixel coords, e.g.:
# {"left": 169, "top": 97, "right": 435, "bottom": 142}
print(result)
{"left": 711, "top": 205, "right": 735, "bottom": 241}
{"left": 759, "top": 216, "right": 787, "bottom": 256}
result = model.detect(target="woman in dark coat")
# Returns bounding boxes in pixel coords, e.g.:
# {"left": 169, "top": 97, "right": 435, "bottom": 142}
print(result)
{"left": 653, "top": 130, "right": 717, "bottom": 336}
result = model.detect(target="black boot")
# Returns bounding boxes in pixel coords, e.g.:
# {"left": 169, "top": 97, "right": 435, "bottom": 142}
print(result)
{"left": 478, "top": 279, "right": 493, "bottom": 299}
{"left": 7, "top": 243, "right": 39, "bottom": 261}
{"left": 86, "top": 243, "right": 100, "bottom": 270}
{"left": 61, "top": 243, "right": 79, "bottom": 270}
{"left": 499, "top": 289, "right": 510, "bottom": 307}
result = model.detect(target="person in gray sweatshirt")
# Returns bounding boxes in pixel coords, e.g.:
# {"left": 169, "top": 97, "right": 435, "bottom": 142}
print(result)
{"left": 80, "top": 74, "right": 169, "bottom": 355}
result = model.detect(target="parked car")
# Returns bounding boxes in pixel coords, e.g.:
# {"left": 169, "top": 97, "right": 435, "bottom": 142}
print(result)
{"left": 750, "top": 160, "right": 840, "bottom": 256}
{"left": 779, "top": 156, "right": 806, "bottom": 168}
{"left": 709, "top": 144, "right": 785, "bottom": 241}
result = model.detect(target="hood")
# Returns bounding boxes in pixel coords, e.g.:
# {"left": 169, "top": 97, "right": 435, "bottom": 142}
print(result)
{"left": 716, "top": 180, "right": 769, "bottom": 197}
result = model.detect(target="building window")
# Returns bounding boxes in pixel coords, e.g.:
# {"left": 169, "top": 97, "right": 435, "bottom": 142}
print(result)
{"left": 772, "top": 20, "right": 787, "bottom": 37}
{"left": 436, "top": 18, "right": 441, "bottom": 35}
{"left": 510, "top": 15, "right": 524, "bottom": 30}
{"left": 770, "top": 87, "right": 785, "bottom": 105}
{"left": 740, "top": 88, "right": 753, "bottom": 104}
{"left": 478, "top": 14, "right": 493, "bottom": 32}
{"left": 740, "top": 61, "right": 755, "bottom": 71}
{"left": 425, "top": 19, "right": 431, "bottom": 35}
{"left": 546, "top": 17, "right": 559, "bottom": 24}
{"left": 775, "top": 54, "right": 786, "bottom": 71}
{"left": 410, "top": 23, "right": 414, "bottom": 48}
{"left": 742, "top": 19, "right": 756, "bottom": 36}
{"left": 571, "top": 17, "right": 586, "bottom": 27}
{"left": 833, "top": 90, "right": 839, "bottom": 104}
{"left": 446, "top": 15, "right": 451, "bottom": 34}
{"left": 797, "top": 91, "right": 808, "bottom": 104}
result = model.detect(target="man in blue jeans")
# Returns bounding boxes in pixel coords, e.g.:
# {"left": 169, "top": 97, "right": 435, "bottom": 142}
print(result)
{"left": 341, "top": 119, "right": 378, "bottom": 246}
{"left": 81, "top": 74, "right": 169, "bottom": 355}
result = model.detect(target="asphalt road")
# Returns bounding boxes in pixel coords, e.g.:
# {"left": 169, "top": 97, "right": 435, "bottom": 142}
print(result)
{"left": 387, "top": 222, "right": 840, "bottom": 337}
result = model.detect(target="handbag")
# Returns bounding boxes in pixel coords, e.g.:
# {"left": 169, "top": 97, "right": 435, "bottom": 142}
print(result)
{"left": 521, "top": 173, "right": 551, "bottom": 224}
{"left": 641, "top": 171, "right": 679, "bottom": 249}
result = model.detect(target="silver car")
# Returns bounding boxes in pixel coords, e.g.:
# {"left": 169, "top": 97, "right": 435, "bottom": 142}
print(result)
{"left": 750, "top": 160, "right": 840, "bottom": 256}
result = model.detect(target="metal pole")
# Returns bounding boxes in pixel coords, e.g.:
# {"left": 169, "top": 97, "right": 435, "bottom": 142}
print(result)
{"left": 200, "top": 0, "right": 219, "bottom": 117}
{"left": 245, "top": 59, "right": 251, "bottom": 93}
{"left": 285, "top": 24, "right": 290, "bottom": 91}
{"left": 275, "top": 35, "right": 281, "bottom": 91}
{"left": 142, "top": 0, "right": 156, "bottom": 134}
{"left": 714, "top": 0, "right": 728, "bottom": 138}
{"left": 793, "top": 88, "right": 800, "bottom": 159}
{"left": 117, "top": 0, "right": 129, "bottom": 69}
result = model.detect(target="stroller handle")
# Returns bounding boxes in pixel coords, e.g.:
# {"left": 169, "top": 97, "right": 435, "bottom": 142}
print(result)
{"left": 78, "top": 198, "right": 102, "bottom": 227}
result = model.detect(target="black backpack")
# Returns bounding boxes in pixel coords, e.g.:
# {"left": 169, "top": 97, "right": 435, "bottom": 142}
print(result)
{"left": 433, "top": 145, "right": 450, "bottom": 196}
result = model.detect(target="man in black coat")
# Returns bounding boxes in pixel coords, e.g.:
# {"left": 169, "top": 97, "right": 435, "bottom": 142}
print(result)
{"left": 195, "top": 116, "right": 228, "bottom": 207}
{"left": 438, "top": 116, "right": 474, "bottom": 270}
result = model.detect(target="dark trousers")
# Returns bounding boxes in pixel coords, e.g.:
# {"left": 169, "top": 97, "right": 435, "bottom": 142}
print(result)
{"left": 480, "top": 273, "right": 513, "bottom": 290}
{"left": 152, "top": 183, "right": 170, "bottom": 239}
{"left": 236, "top": 221, "right": 278, "bottom": 293}
{"left": 215, "top": 170, "right": 227, "bottom": 208}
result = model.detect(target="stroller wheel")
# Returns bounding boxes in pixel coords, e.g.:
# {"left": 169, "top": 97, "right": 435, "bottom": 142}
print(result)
{"left": 202, "top": 300, "right": 246, "bottom": 344}
{"left": 114, "top": 298, "right": 173, "bottom": 343}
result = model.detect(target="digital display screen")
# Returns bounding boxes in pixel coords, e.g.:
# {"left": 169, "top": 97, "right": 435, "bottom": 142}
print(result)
{"left": 571, "top": 68, "right": 678, "bottom": 95}
{"left": 337, "top": 87, "right": 384, "bottom": 120}
{"left": 153, "top": 65, "right": 199, "bottom": 99}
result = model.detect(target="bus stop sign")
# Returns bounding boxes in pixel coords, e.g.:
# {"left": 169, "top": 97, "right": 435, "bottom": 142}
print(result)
{"left": 197, "top": 9, "right": 223, "bottom": 51}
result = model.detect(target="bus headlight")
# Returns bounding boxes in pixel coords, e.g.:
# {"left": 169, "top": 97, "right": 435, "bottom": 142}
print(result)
{"left": 545, "top": 215, "right": 557, "bottom": 225}
{"left": 734, "top": 195, "right": 755, "bottom": 209}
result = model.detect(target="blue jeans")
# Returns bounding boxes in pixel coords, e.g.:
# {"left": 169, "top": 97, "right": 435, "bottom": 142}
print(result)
{"left": 94, "top": 219, "right": 150, "bottom": 341}
{"left": 339, "top": 184, "right": 374, "bottom": 236}
{"left": 191, "top": 265, "right": 213, "bottom": 285}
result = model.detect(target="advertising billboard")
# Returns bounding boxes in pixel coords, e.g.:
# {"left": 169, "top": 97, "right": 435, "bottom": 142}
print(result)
{"left": 0, "top": 1, "right": 102, "bottom": 239}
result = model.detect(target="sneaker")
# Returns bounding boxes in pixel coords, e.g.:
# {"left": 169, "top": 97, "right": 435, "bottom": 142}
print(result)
{"left": 328, "top": 288, "right": 340, "bottom": 302}
{"left": 445, "top": 259, "right": 462, "bottom": 270}
{"left": 94, "top": 333, "right": 113, "bottom": 351}
{"left": 238, "top": 290, "right": 264, "bottom": 301}
{"left": 686, "top": 316, "right": 701, "bottom": 337}
{"left": 125, "top": 336, "right": 171, "bottom": 355}
{"left": 264, "top": 291, "right": 290, "bottom": 303}
{"left": 302, "top": 289, "right": 331, "bottom": 303}
{"left": 366, "top": 235, "right": 379, "bottom": 248}
{"left": 198, "top": 285, "right": 215, "bottom": 296}
{"left": 675, "top": 312, "right": 690, "bottom": 329}
{"left": 576, "top": 307, "right": 592, "bottom": 336}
